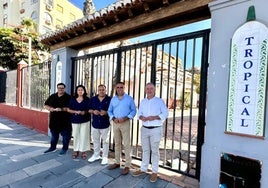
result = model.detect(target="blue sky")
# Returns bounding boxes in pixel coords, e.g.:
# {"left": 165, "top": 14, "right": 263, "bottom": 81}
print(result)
{"left": 69, "top": 0, "right": 115, "bottom": 10}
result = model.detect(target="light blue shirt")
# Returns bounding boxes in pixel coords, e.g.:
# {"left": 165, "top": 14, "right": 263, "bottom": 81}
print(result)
{"left": 138, "top": 96, "right": 168, "bottom": 126}
{"left": 108, "top": 93, "right": 137, "bottom": 120}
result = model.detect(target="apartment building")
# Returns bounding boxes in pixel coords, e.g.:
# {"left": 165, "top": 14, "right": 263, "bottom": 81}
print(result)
{"left": 0, "top": 0, "right": 84, "bottom": 34}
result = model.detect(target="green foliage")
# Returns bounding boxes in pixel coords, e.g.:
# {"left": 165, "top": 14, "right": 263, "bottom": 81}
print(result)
{"left": 0, "top": 18, "right": 49, "bottom": 70}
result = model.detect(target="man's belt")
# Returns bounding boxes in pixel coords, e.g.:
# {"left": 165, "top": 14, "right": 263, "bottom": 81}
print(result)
{"left": 143, "top": 126, "right": 161, "bottom": 129}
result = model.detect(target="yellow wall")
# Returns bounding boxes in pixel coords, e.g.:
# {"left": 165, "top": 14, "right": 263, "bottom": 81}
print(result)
{"left": 0, "top": 0, "right": 83, "bottom": 34}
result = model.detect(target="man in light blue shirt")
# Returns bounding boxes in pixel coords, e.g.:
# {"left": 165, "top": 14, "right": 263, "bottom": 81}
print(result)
{"left": 107, "top": 82, "right": 136, "bottom": 175}
{"left": 132, "top": 82, "right": 168, "bottom": 183}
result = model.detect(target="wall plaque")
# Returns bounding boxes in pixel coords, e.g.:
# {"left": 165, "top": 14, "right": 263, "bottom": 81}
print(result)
{"left": 226, "top": 6, "right": 268, "bottom": 138}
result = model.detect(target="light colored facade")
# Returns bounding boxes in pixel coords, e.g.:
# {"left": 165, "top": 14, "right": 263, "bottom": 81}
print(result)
{"left": 0, "top": 0, "right": 83, "bottom": 34}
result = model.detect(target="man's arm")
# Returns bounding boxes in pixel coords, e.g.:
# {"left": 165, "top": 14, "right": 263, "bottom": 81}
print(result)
{"left": 128, "top": 98, "right": 137, "bottom": 119}
{"left": 107, "top": 99, "right": 114, "bottom": 121}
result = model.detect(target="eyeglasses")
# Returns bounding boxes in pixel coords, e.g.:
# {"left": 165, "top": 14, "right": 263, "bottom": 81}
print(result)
{"left": 57, "top": 87, "right": 65, "bottom": 89}
{"left": 116, "top": 87, "right": 124, "bottom": 89}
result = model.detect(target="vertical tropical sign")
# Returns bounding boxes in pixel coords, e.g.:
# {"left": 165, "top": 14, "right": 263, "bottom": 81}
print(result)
{"left": 226, "top": 7, "right": 268, "bottom": 137}
{"left": 55, "top": 60, "right": 62, "bottom": 92}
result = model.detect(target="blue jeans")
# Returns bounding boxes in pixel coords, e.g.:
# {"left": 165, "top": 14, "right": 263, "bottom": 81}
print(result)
{"left": 50, "top": 129, "right": 71, "bottom": 151}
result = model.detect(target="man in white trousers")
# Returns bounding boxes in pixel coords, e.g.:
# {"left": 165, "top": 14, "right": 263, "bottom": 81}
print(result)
{"left": 132, "top": 82, "right": 168, "bottom": 183}
{"left": 88, "top": 84, "right": 111, "bottom": 165}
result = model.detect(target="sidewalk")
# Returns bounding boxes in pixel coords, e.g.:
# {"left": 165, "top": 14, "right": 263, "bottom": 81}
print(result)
{"left": 0, "top": 115, "right": 199, "bottom": 188}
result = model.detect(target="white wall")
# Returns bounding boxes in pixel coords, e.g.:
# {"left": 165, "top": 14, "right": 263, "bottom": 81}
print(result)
{"left": 50, "top": 47, "right": 78, "bottom": 95}
{"left": 200, "top": 0, "right": 268, "bottom": 187}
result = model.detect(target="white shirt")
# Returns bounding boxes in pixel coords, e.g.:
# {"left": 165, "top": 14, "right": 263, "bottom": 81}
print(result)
{"left": 138, "top": 96, "right": 168, "bottom": 127}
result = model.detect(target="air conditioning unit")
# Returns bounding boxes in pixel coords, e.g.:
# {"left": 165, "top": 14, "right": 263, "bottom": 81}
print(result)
{"left": 46, "top": 4, "right": 52, "bottom": 11}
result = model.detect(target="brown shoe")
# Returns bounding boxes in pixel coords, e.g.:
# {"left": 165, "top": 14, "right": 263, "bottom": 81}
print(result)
{"left": 108, "top": 163, "right": 120, "bottom": 170}
{"left": 121, "top": 167, "right": 130, "bottom": 175}
{"left": 132, "top": 169, "right": 146, "bottom": 177}
{"left": 150, "top": 173, "right": 158, "bottom": 183}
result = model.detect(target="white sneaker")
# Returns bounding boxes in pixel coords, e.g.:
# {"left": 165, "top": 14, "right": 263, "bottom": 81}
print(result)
{"left": 88, "top": 155, "right": 100, "bottom": 162}
{"left": 101, "top": 157, "right": 108, "bottom": 165}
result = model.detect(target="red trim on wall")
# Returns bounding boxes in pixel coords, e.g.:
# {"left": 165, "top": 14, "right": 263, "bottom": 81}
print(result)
{"left": 0, "top": 103, "right": 49, "bottom": 134}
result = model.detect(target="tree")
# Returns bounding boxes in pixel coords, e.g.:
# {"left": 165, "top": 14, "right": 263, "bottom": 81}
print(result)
{"left": 0, "top": 28, "right": 18, "bottom": 69}
{"left": 0, "top": 18, "right": 49, "bottom": 70}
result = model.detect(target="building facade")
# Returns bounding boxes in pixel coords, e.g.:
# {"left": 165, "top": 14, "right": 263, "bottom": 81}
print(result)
{"left": 0, "top": 0, "right": 84, "bottom": 34}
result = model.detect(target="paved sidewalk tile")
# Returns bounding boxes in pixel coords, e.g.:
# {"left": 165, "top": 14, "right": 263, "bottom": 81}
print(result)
{"left": 9, "top": 171, "right": 57, "bottom": 188}
{"left": 134, "top": 176, "right": 170, "bottom": 188}
{"left": 10, "top": 148, "right": 45, "bottom": 162}
{"left": 41, "top": 171, "right": 84, "bottom": 188}
{"left": 0, "top": 158, "right": 37, "bottom": 175}
{"left": 0, "top": 144, "right": 28, "bottom": 153}
{"left": 103, "top": 173, "right": 146, "bottom": 188}
{"left": 0, "top": 170, "right": 29, "bottom": 187}
{"left": 23, "top": 159, "right": 62, "bottom": 176}
{"left": 0, "top": 116, "right": 192, "bottom": 188}
{"left": 73, "top": 171, "right": 113, "bottom": 188}
{"left": 76, "top": 163, "right": 107, "bottom": 177}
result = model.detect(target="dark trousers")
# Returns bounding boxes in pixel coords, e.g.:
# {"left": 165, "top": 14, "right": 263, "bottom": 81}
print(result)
{"left": 50, "top": 129, "right": 71, "bottom": 151}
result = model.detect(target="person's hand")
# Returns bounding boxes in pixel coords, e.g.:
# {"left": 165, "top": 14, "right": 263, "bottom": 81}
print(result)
{"left": 75, "top": 110, "right": 81, "bottom": 115}
{"left": 93, "top": 110, "right": 100, "bottom": 115}
{"left": 146, "top": 116, "right": 159, "bottom": 121}
{"left": 112, "top": 117, "right": 119, "bottom": 123}
{"left": 147, "top": 116, "right": 155, "bottom": 121}
{"left": 139, "top": 116, "right": 147, "bottom": 121}
{"left": 116, "top": 117, "right": 129, "bottom": 123}
{"left": 100, "top": 110, "right": 106, "bottom": 116}
{"left": 55, "top": 108, "right": 62, "bottom": 112}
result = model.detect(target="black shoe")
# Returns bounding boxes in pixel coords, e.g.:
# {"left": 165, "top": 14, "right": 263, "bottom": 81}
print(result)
{"left": 58, "top": 149, "right": 67, "bottom": 156}
{"left": 44, "top": 148, "right": 56, "bottom": 154}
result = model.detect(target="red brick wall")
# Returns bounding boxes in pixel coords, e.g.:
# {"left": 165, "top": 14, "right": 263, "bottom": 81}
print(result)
{"left": 0, "top": 103, "right": 49, "bottom": 134}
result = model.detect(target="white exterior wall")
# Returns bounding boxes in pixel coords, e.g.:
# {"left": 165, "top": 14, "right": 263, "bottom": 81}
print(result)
{"left": 50, "top": 47, "right": 78, "bottom": 95}
{"left": 200, "top": 0, "right": 268, "bottom": 187}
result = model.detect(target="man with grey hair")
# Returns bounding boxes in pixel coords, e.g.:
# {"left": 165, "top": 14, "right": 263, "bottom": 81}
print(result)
{"left": 132, "top": 82, "right": 168, "bottom": 183}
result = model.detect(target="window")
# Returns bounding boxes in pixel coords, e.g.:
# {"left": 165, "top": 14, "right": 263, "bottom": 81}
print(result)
{"left": 56, "top": 4, "right": 63, "bottom": 13}
{"left": 21, "top": 2, "right": 25, "bottom": 8}
{"left": 69, "top": 13, "right": 75, "bottom": 21}
{"left": 44, "top": 0, "right": 53, "bottom": 6}
{"left": 44, "top": 12, "right": 52, "bottom": 25}
{"left": 55, "top": 19, "right": 63, "bottom": 29}
{"left": 20, "top": 2, "right": 25, "bottom": 13}
{"left": 31, "top": 11, "right": 38, "bottom": 20}
{"left": 3, "top": 3, "right": 8, "bottom": 9}
{"left": 3, "top": 14, "right": 7, "bottom": 27}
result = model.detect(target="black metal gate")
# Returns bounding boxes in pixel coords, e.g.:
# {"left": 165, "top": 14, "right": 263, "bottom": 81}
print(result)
{"left": 71, "top": 29, "right": 210, "bottom": 179}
